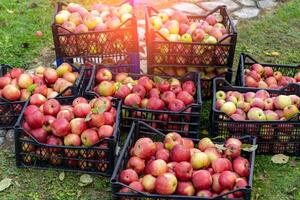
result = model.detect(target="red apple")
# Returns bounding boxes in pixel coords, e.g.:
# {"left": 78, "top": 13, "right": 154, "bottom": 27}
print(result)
{"left": 192, "top": 170, "right": 212, "bottom": 190}
{"left": 174, "top": 161, "right": 193, "bottom": 181}
{"left": 30, "top": 128, "right": 47, "bottom": 143}
{"left": 149, "top": 159, "right": 168, "bottom": 177}
{"left": 170, "top": 144, "right": 191, "bottom": 162}
{"left": 233, "top": 157, "right": 250, "bottom": 177}
{"left": 141, "top": 174, "right": 156, "bottom": 192}
{"left": 30, "top": 94, "right": 47, "bottom": 106}
{"left": 43, "top": 99, "right": 61, "bottom": 116}
{"left": 161, "top": 91, "right": 176, "bottom": 105}
{"left": 10, "top": 68, "right": 24, "bottom": 79}
{"left": 177, "top": 91, "right": 194, "bottom": 105}
{"left": 114, "top": 84, "right": 131, "bottom": 99}
{"left": 70, "top": 118, "right": 87, "bottom": 135}
{"left": 146, "top": 97, "right": 165, "bottom": 110}
{"left": 212, "top": 173, "right": 223, "bottom": 193}
{"left": 124, "top": 93, "right": 141, "bottom": 107}
{"left": 57, "top": 109, "right": 74, "bottom": 121}
{"left": 64, "top": 133, "right": 81, "bottom": 146}
{"left": 51, "top": 118, "right": 70, "bottom": 137}
{"left": 132, "top": 84, "right": 146, "bottom": 98}
{"left": 81, "top": 129, "right": 99, "bottom": 147}
{"left": 44, "top": 68, "right": 58, "bottom": 84}
{"left": 17, "top": 74, "right": 33, "bottom": 89}
{"left": 176, "top": 181, "right": 195, "bottom": 196}
{"left": 120, "top": 169, "right": 139, "bottom": 185}
{"left": 73, "top": 103, "right": 91, "bottom": 118}
{"left": 103, "top": 112, "right": 114, "bottom": 125}
{"left": 98, "top": 125, "right": 114, "bottom": 139}
{"left": 24, "top": 105, "right": 39, "bottom": 116}
{"left": 72, "top": 97, "right": 88, "bottom": 107}
{"left": 26, "top": 110, "right": 45, "bottom": 129}
{"left": 0, "top": 77, "right": 11, "bottom": 88}
{"left": 198, "top": 137, "right": 214, "bottom": 151}
{"left": 132, "top": 138, "right": 156, "bottom": 160}
{"left": 155, "top": 149, "right": 169, "bottom": 162}
{"left": 149, "top": 88, "right": 160, "bottom": 98}
{"left": 88, "top": 113, "right": 105, "bottom": 128}
{"left": 155, "top": 173, "right": 177, "bottom": 195}
{"left": 96, "top": 68, "right": 112, "bottom": 82}
{"left": 2, "top": 84, "right": 21, "bottom": 101}
{"left": 212, "top": 158, "right": 232, "bottom": 173}
{"left": 219, "top": 171, "right": 237, "bottom": 189}
{"left": 164, "top": 132, "right": 183, "bottom": 150}
{"left": 234, "top": 178, "right": 248, "bottom": 197}
{"left": 168, "top": 99, "right": 185, "bottom": 111}
{"left": 126, "top": 156, "right": 145, "bottom": 175}
{"left": 138, "top": 76, "right": 153, "bottom": 91}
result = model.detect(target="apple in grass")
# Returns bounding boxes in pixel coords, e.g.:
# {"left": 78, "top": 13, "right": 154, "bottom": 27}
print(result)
{"left": 2, "top": 84, "right": 21, "bottom": 101}
{"left": 192, "top": 170, "right": 212, "bottom": 190}
{"left": 155, "top": 173, "right": 178, "bottom": 195}
{"left": 51, "top": 118, "right": 70, "bottom": 137}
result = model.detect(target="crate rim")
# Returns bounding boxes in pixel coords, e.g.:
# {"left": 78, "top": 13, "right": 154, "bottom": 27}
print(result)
{"left": 212, "top": 77, "right": 300, "bottom": 123}
{"left": 111, "top": 121, "right": 256, "bottom": 199}
{"left": 238, "top": 53, "right": 300, "bottom": 90}
{"left": 14, "top": 93, "right": 122, "bottom": 149}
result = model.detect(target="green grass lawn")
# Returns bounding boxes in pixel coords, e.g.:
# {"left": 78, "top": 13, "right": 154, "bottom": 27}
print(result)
{"left": 0, "top": 0, "right": 300, "bottom": 199}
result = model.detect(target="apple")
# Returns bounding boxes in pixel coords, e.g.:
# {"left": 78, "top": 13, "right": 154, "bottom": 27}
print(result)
{"left": 216, "top": 90, "right": 226, "bottom": 100}
{"left": 204, "top": 147, "right": 221, "bottom": 162}
{"left": 120, "top": 169, "right": 139, "bottom": 185}
{"left": 51, "top": 118, "right": 70, "bottom": 137}
{"left": 212, "top": 158, "right": 232, "bottom": 173}
{"left": 247, "top": 107, "right": 266, "bottom": 120}
{"left": 146, "top": 97, "right": 165, "bottom": 110}
{"left": 161, "top": 91, "right": 176, "bottom": 105}
{"left": 175, "top": 181, "right": 195, "bottom": 196}
{"left": 30, "top": 128, "right": 47, "bottom": 143}
{"left": 191, "top": 151, "right": 210, "bottom": 170}
{"left": 98, "top": 125, "right": 114, "bottom": 139}
{"left": 132, "top": 84, "right": 146, "bottom": 98}
{"left": 234, "top": 178, "right": 248, "bottom": 197}
{"left": 132, "top": 138, "right": 156, "bottom": 160}
{"left": 138, "top": 76, "right": 153, "bottom": 91}
{"left": 155, "top": 173, "right": 177, "bottom": 195}
{"left": 2, "top": 84, "right": 21, "bottom": 101}
{"left": 98, "top": 81, "right": 116, "bottom": 97}
{"left": 211, "top": 173, "right": 223, "bottom": 193}
{"left": 168, "top": 99, "right": 185, "bottom": 111}
{"left": 70, "top": 118, "right": 87, "bottom": 135}
{"left": 88, "top": 113, "right": 105, "bottom": 128}
{"left": 20, "top": 89, "right": 30, "bottom": 101}
{"left": 114, "top": 84, "right": 131, "bottom": 99}
{"left": 24, "top": 105, "right": 39, "bottom": 116}
{"left": 219, "top": 171, "right": 237, "bottom": 189}
{"left": 81, "top": 129, "right": 99, "bottom": 147}
{"left": 124, "top": 93, "right": 141, "bottom": 107}
{"left": 96, "top": 68, "right": 112, "bottom": 82}
{"left": 206, "top": 15, "right": 217, "bottom": 25}
{"left": 57, "top": 109, "right": 74, "bottom": 122}
{"left": 245, "top": 76, "right": 258, "bottom": 87}
{"left": 177, "top": 91, "right": 194, "bottom": 105}
{"left": 198, "top": 137, "right": 214, "bottom": 151}
{"left": 141, "top": 174, "right": 156, "bottom": 193}
{"left": 43, "top": 99, "right": 61, "bottom": 116}
{"left": 251, "top": 98, "right": 265, "bottom": 109}
{"left": 174, "top": 161, "right": 193, "bottom": 181}
{"left": 44, "top": 68, "right": 58, "bottom": 84}
{"left": 0, "top": 76, "right": 11, "bottom": 88}
{"left": 170, "top": 144, "right": 190, "bottom": 162}
{"left": 149, "top": 88, "right": 160, "bottom": 98}
{"left": 17, "top": 74, "right": 33, "bottom": 89}
{"left": 290, "top": 95, "right": 300, "bottom": 107}
{"left": 233, "top": 157, "right": 250, "bottom": 177}
{"left": 10, "top": 68, "right": 24, "bottom": 79}
{"left": 274, "top": 95, "right": 291, "bottom": 109}
{"left": 221, "top": 102, "right": 236, "bottom": 116}
{"left": 149, "top": 159, "right": 168, "bottom": 177}
{"left": 155, "top": 149, "right": 169, "bottom": 162}
{"left": 264, "top": 98, "right": 274, "bottom": 110}
{"left": 273, "top": 71, "right": 283, "bottom": 81}
{"left": 164, "top": 132, "right": 182, "bottom": 150}
{"left": 26, "top": 110, "right": 45, "bottom": 129}
{"left": 264, "top": 110, "right": 279, "bottom": 120}
{"left": 192, "top": 170, "right": 212, "bottom": 190}
{"left": 126, "top": 156, "right": 145, "bottom": 175}
{"left": 73, "top": 103, "right": 91, "bottom": 118}
{"left": 283, "top": 105, "right": 299, "bottom": 119}
{"left": 192, "top": 28, "right": 205, "bottom": 42}
{"left": 64, "top": 134, "right": 81, "bottom": 146}
{"left": 182, "top": 138, "right": 194, "bottom": 149}
{"left": 216, "top": 99, "right": 226, "bottom": 110}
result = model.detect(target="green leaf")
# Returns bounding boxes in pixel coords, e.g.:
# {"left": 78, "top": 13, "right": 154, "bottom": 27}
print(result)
{"left": 271, "top": 154, "right": 289, "bottom": 164}
{"left": 0, "top": 178, "right": 12, "bottom": 191}
{"left": 27, "top": 84, "right": 37, "bottom": 93}
{"left": 153, "top": 76, "right": 165, "bottom": 84}
{"left": 80, "top": 174, "right": 93, "bottom": 185}
{"left": 85, "top": 114, "right": 92, "bottom": 122}
{"left": 215, "top": 144, "right": 226, "bottom": 151}
{"left": 241, "top": 144, "right": 258, "bottom": 152}
{"left": 59, "top": 172, "right": 65, "bottom": 181}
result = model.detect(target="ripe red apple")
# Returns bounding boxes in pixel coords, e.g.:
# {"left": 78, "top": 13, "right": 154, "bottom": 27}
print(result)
{"left": 96, "top": 68, "right": 112, "bottom": 82}
{"left": 17, "top": 74, "right": 33, "bottom": 89}
{"left": 233, "top": 157, "right": 250, "bottom": 177}
{"left": 72, "top": 97, "right": 88, "bottom": 107}
{"left": 98, "top": 125, "right": 114, "bottom": 139}
{"left": 146, "top": 97, "right": 165, "bottom": 110}
{"left": 234, "top": 178, "right": 248, "bottom": 197}
{"left": 155, "top": 149, "right": 169, "bottom": 162}
{"left": 192, "top": 28, "right": 205, "bottom": 42}
{"left": 26, "top": 110, "right": 45, "bottom": 129}
{"left": 10, "top": 68, "right": 24, "bottom": 79}
{"left": 161, "top": 91, "right": 176, "bottom": 105}
{"left": 51, "top": 118, "right": 70, "bottom": 137}
{"left": 206, "top": 15, "right": 217, "bottom": 25}
{"left": 114, "top": 84, "right": 131, "bottom": 99}
{"left": 168, "top": 99, "right": 185, "bottom": 111}
{"left": 170, "top": 144, "right": 190, "bottom": 162}
{"left": 20, "top": 89, "right": 31, "bottom": 101}
{"left": 98, "top": 81, "right": 116, "bottom": 97}
{"left": 212, "top": 158, "right": 232, "bottom": 173}
{"left": 88, "top": 113, "right": 105, "bottom": 128}
{"left": 24, "top": 105, "right": 39, "bottom": 116}
{"left": 44, "top": 67, "right": 58, "bottom": 84}
{"left": 128, "top": 181, "right": 144, "bottom": 192}
{"left": 149, "top": 88, "right": 160, "bottom": 98}
{"left": 57, "top": 109, "right": 74, "bottom": 121}
{"left": 182, "top": 138, "right": 194, "bottom": 149}
{"left": 132, "top": 84, "right": 146, "bottom": 98}
{"left": 103, "top": 112, "right": 114, "bottom": 125}
{"left": 0, "top": 77, "right": 11, "bottom": 88}
{"left": 177, "top": 91, "right": 194, "bottom": 105}
{"left": 176, "top": 181, "right": 195, "bottom": 196}
{"left": 182, "top": 81, "right": 196, "bottom": 95}
{"left": 204, "top": 147, "right": 221, "bottom": 162}
{"left": 91, "top": 97, "right": 112, "bottom": 112}
{"left": 2, "top": 84, "right": 21, "bottom": 101}
{"left": 155, "top": 173, "right": 178, "bottom": 195}
{"left": 197, "top": 190, "right": 212, "bottom": 197}
{"left": 138, "top": 76, "right": 153, "bottom": 91}
{"left": 73, "top": 103, "right": 91, "bottom": 118}
{"left": 81, "top": 129, "right": 99, "bottom": 147}
{"left": 149, "top": 159, "right": 168, "bottom": 177}
{"left": 141, "top": 174, "right": 156, "bottom": 192}
{"left": 70, "top": 118, "right": 87, "bottom": 135}
{"left": 124, "top": 93, "right": 141, "bottom": 107}
{"left": 30, "top": 94, "right": 47, "bottom": 106}
{"left": 174, "top": 161, "right": 193, "bottom": 181}
{"left": 30, "top": 128, "right": 47, "bottom": 143}
{"left": 212, "top": 173, "right": 223, "bottom": 193}
{"left": 132, "top": 138, "right": 156, "bottom": 160}
{"left": 219, "top": 170, "right": 237, "bottom": 189}
{"left": 120, "top": 169, "right": 139, "bottom": 185}
{"left": 245, "top": 76, "right": 258, "bottom": 87}
{"left": 192, "top": 170, "right": 212, "bottom": 190}
{"left": 126, "top": 156, "right": 145, "bottom": 175}
{"left": 64, "top": 133, "right": 81, "bottom": 146}
{"left": 43, "top": 99, "right": 61, "bottom": 116}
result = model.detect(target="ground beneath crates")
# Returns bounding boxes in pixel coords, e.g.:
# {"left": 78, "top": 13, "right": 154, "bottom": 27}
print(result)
{"left": 136, "top": 0, "right": 281, "bottom": 73}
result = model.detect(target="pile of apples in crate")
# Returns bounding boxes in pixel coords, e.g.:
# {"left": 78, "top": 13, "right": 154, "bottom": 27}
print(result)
{"left": 245, "top": 63, "right": 300, "bottom": 89}
{"left": 22, "top": 96, "right": 116, "bottom": 148}
{"left": 93, "top": 68, "right": 196, "bottom": 111}
{"left": 150, "top": 10, "right": 228, "bottom": 44}
{"left": 55, "top": 2, "right": 133, "bottom": 33}
{"left": 0, "top": 63, "right": 78, "bottom": 101}
{"left": 216, "top": 89, "right": 299, "bottom": 121}
{"left": 119, "top": 133, "right": 250, "bottom": 198}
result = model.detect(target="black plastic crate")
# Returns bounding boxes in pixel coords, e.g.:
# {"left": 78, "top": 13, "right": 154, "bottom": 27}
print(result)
{"left": 212, "top": 78, "right": 300, "bottom": 155}
{"left": 86, "top": 66, "right": 202, "bottom": 138}
{"left": 111, "top": 121, "right": 256, "bottom": 200}
{"left": 14, "top": 94, "right": 122, "bottom": 176}
{"left": 235, "top": 53, "right": 300, "bottom": 89}
{"left": 52, "top": 1, "right": 139, "bottom": 68}
{"left": 145, "top": 6, "right": 237, "bottom": 99}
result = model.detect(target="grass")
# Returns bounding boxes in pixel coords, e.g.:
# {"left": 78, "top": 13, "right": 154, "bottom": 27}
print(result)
{"left": 0, "top": 0, "right": 300, "bottom": 199}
